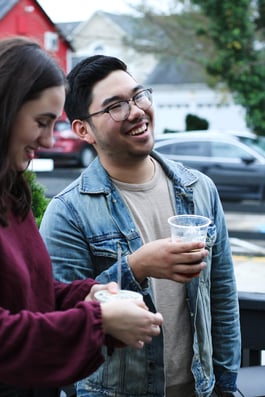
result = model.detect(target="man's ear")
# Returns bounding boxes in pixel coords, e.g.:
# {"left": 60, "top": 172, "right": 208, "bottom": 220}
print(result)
{"left": 72, "top": 119, "right": 95, "bottom": 144}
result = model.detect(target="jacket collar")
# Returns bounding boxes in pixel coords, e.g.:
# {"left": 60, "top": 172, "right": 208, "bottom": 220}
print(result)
{"left": 78, "top": 151, "right": 199, "bottom": 194}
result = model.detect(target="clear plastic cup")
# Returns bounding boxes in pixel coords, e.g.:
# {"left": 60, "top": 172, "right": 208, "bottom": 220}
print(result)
{"left": 168, "top": 214, "right": 211, "bottom": 244}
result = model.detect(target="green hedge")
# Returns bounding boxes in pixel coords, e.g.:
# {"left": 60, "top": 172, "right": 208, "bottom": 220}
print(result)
{"left": 25, "top": 170, "right": 50, "bottom": 228}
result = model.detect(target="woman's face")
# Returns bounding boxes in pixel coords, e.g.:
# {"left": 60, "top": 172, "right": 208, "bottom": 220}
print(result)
{"left": 10, "top": 85, "right": 65, "bottom": 171}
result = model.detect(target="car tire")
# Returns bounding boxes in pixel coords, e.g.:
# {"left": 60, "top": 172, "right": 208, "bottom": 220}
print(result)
{"left": 79, "top": 146, "right": 96, "bottom": 167}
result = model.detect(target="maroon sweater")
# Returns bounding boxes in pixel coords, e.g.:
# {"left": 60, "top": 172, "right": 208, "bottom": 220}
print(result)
{"left": 0, "top": 210, "right": 106, "bottom": 388}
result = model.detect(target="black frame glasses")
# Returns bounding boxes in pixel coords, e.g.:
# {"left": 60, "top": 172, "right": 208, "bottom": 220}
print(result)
{"left": 82, "top": 88, "right": 153, "bottom": 122}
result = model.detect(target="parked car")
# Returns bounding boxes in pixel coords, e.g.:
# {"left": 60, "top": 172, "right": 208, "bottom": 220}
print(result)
{"left": 155, "top": 129, "right": 265, "bottom": 156}
{"left": 154, "top": 131, "right": 265, "bottom": 202}
{"left": 37, "top": 119, "right": 96, "bottom": 167}
{"left": 231, "top": 131, "right": 265, "bottom": 155}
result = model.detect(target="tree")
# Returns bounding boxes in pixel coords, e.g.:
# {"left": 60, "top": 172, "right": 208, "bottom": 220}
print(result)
{"left": 127, "top": 0, "right": 265, "bottom": 134}
{"left": 124, "top": 5, "right": 215, "bottom": 68}
{"left": 190, "top": 0, "right": 265, "bottom": 134}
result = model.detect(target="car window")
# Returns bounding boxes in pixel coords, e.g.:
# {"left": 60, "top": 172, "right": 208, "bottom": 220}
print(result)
{"left": 211, "top": 141, "right": 255, "bottom": 159}
{"left": 238, "top": 136, "right": 265, "bottom": 157}
{"left": 55, "top": 121, "right": 71, "bottom": 132}
{"left": 156, "top": 141, "right": 208, "bottom": 156}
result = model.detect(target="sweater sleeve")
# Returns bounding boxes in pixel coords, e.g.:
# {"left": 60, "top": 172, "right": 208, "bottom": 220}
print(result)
{"left": 0, "top": 300, "right": 105, "bottom": 388}
{"left": 53, "top": 277, "right": 98, "bottom": 310}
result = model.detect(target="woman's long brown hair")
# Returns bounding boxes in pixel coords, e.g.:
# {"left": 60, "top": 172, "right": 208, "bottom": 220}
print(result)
{"left": 0, "top": 37, "right": 66, "bottom": 226}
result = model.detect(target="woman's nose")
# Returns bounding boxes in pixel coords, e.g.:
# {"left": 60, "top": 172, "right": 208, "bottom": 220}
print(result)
{"left": 38, "top": 129, "right": 54, "bottom": 149}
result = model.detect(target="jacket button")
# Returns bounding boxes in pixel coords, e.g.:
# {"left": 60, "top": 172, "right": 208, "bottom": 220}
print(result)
{"left": 148, "top": 361, "right": 156, "bottom": 369}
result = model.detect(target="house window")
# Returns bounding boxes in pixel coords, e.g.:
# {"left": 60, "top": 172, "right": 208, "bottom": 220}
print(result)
{"left": 92, "top": 44, "right": 105, "bottom": 54}
{"left": 44, "top": 32, "right": 59, "bottom": 52}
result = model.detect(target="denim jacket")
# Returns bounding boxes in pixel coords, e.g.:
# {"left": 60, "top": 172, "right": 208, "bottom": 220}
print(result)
{"left": 40, "top": 152, "right": 241, "bottom": 397}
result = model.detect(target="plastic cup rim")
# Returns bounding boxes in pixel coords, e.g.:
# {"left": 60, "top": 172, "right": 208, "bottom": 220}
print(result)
{"left": 168, "top": 214, "right": 211, "bottom": 229}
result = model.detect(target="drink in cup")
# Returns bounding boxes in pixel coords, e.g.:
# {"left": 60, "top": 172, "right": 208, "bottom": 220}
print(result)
{"left": 95, "top": 244, "right": 143, "bottom": 303}
{"left": 168, "top": 214, "right": 211, "bottom": 245}
{"left": 95, "top": 289, "right": 143, "bottom": 303}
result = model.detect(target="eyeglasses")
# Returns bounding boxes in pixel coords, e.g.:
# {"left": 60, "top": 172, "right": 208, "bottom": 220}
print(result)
{"left": 83, "top": 88, "right": 153, "bottom": 122}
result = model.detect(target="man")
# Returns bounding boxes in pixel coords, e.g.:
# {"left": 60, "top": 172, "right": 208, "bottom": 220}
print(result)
{"left": 40, "top": 55, "right": 241, "bottom": 397}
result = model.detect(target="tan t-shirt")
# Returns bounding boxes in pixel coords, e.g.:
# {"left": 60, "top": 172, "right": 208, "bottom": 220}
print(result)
{"left": 112, "top": 158, "right": 195, "bottom": 396}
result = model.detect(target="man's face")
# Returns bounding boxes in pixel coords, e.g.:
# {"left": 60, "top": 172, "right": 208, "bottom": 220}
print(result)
{"left": 85, "top": 70, "right": 155, "bottom": 166}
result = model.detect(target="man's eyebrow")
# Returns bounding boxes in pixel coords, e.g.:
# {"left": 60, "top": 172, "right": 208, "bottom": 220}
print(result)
{"left": 101, "top": 85, "right": 144, "bottom": 107}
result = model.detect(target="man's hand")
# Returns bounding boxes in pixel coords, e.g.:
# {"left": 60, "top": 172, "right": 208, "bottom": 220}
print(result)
{"left": 128, "top": 238, "right": 208, "bottom": 283}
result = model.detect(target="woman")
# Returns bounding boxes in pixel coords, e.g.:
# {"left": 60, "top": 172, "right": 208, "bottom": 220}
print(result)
{"left": 0, "top": 36, "right": 163, "bottom": 397}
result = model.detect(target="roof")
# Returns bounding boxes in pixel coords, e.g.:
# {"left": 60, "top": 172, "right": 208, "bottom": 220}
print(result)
{"left": 145, "top": 58, "right": 208, "bottom": 85}
{"left": 0, "top": 0, "right": 18, "bottom": 19}
{"left": 104, "top": 11, "right": 164, "bottom": 42}
{"left": 56, "top": 21, "right": 81, "bottom": 39}
{"left": 103, "top": 12, "right": 140, "bottom": 36}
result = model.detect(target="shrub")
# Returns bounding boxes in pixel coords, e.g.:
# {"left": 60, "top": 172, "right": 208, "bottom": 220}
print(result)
{"left": 25, "top": 170, "right": 50, "bottom": 228}
{"left": 185, "top": 113, "right": 209, "bottom": 131}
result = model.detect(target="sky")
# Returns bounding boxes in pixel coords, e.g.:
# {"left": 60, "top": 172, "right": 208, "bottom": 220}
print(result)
{"left": 38, "top": 0, "right": 161, "bottom": 22}
{"left": 38, "top": 0, "right": 174, "bottom": 23}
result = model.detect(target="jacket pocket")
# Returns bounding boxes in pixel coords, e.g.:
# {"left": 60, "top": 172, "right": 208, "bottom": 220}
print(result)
{"left": 206, "top": 223, "right": 217, "bottom": 249}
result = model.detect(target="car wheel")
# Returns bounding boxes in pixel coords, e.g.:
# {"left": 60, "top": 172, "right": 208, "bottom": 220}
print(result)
{"left": 79, "top": 146, "right": 95, "bottom": 167}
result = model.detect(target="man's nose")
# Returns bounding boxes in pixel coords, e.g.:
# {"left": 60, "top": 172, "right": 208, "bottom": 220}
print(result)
{"left": 127, "top": 101, "right": 145, "bottom": 120}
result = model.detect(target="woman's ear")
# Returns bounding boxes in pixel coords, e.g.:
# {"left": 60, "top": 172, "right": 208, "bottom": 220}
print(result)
{"left": 72, "top": 119, "right": 95, "bottom": 144}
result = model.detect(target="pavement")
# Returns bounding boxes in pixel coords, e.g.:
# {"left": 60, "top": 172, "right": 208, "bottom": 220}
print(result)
{"left": 233, "top": 255, "right": 265, "bottom": 293}
{"left": 224, "top": 212, "right": 265, "bottom": 293}
{"left": 225, "top": 212, "right": 265, "bottom": 366}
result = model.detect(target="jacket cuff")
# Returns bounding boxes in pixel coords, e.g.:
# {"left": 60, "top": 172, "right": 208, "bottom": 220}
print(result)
{"left": 215, "top": 369, "right": 238, "bottom": 392}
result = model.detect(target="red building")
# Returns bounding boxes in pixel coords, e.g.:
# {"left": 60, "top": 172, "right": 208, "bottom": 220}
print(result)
{"left": 0, "top": 0, "right": 73, "bottom": 72}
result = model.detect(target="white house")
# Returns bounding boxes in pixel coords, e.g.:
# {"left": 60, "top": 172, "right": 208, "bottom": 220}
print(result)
{"left": 58, "top": 11, "right": 249, "bottom": 134}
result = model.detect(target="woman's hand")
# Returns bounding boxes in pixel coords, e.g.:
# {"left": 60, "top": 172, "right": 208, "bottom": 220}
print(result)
{"left": 100, "top": 299, "right": 163, "bottom": 349}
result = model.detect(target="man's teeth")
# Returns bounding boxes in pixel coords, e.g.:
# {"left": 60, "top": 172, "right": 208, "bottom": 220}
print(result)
{"left": 129, "top": 125, "right": 146, "bottom": 136}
